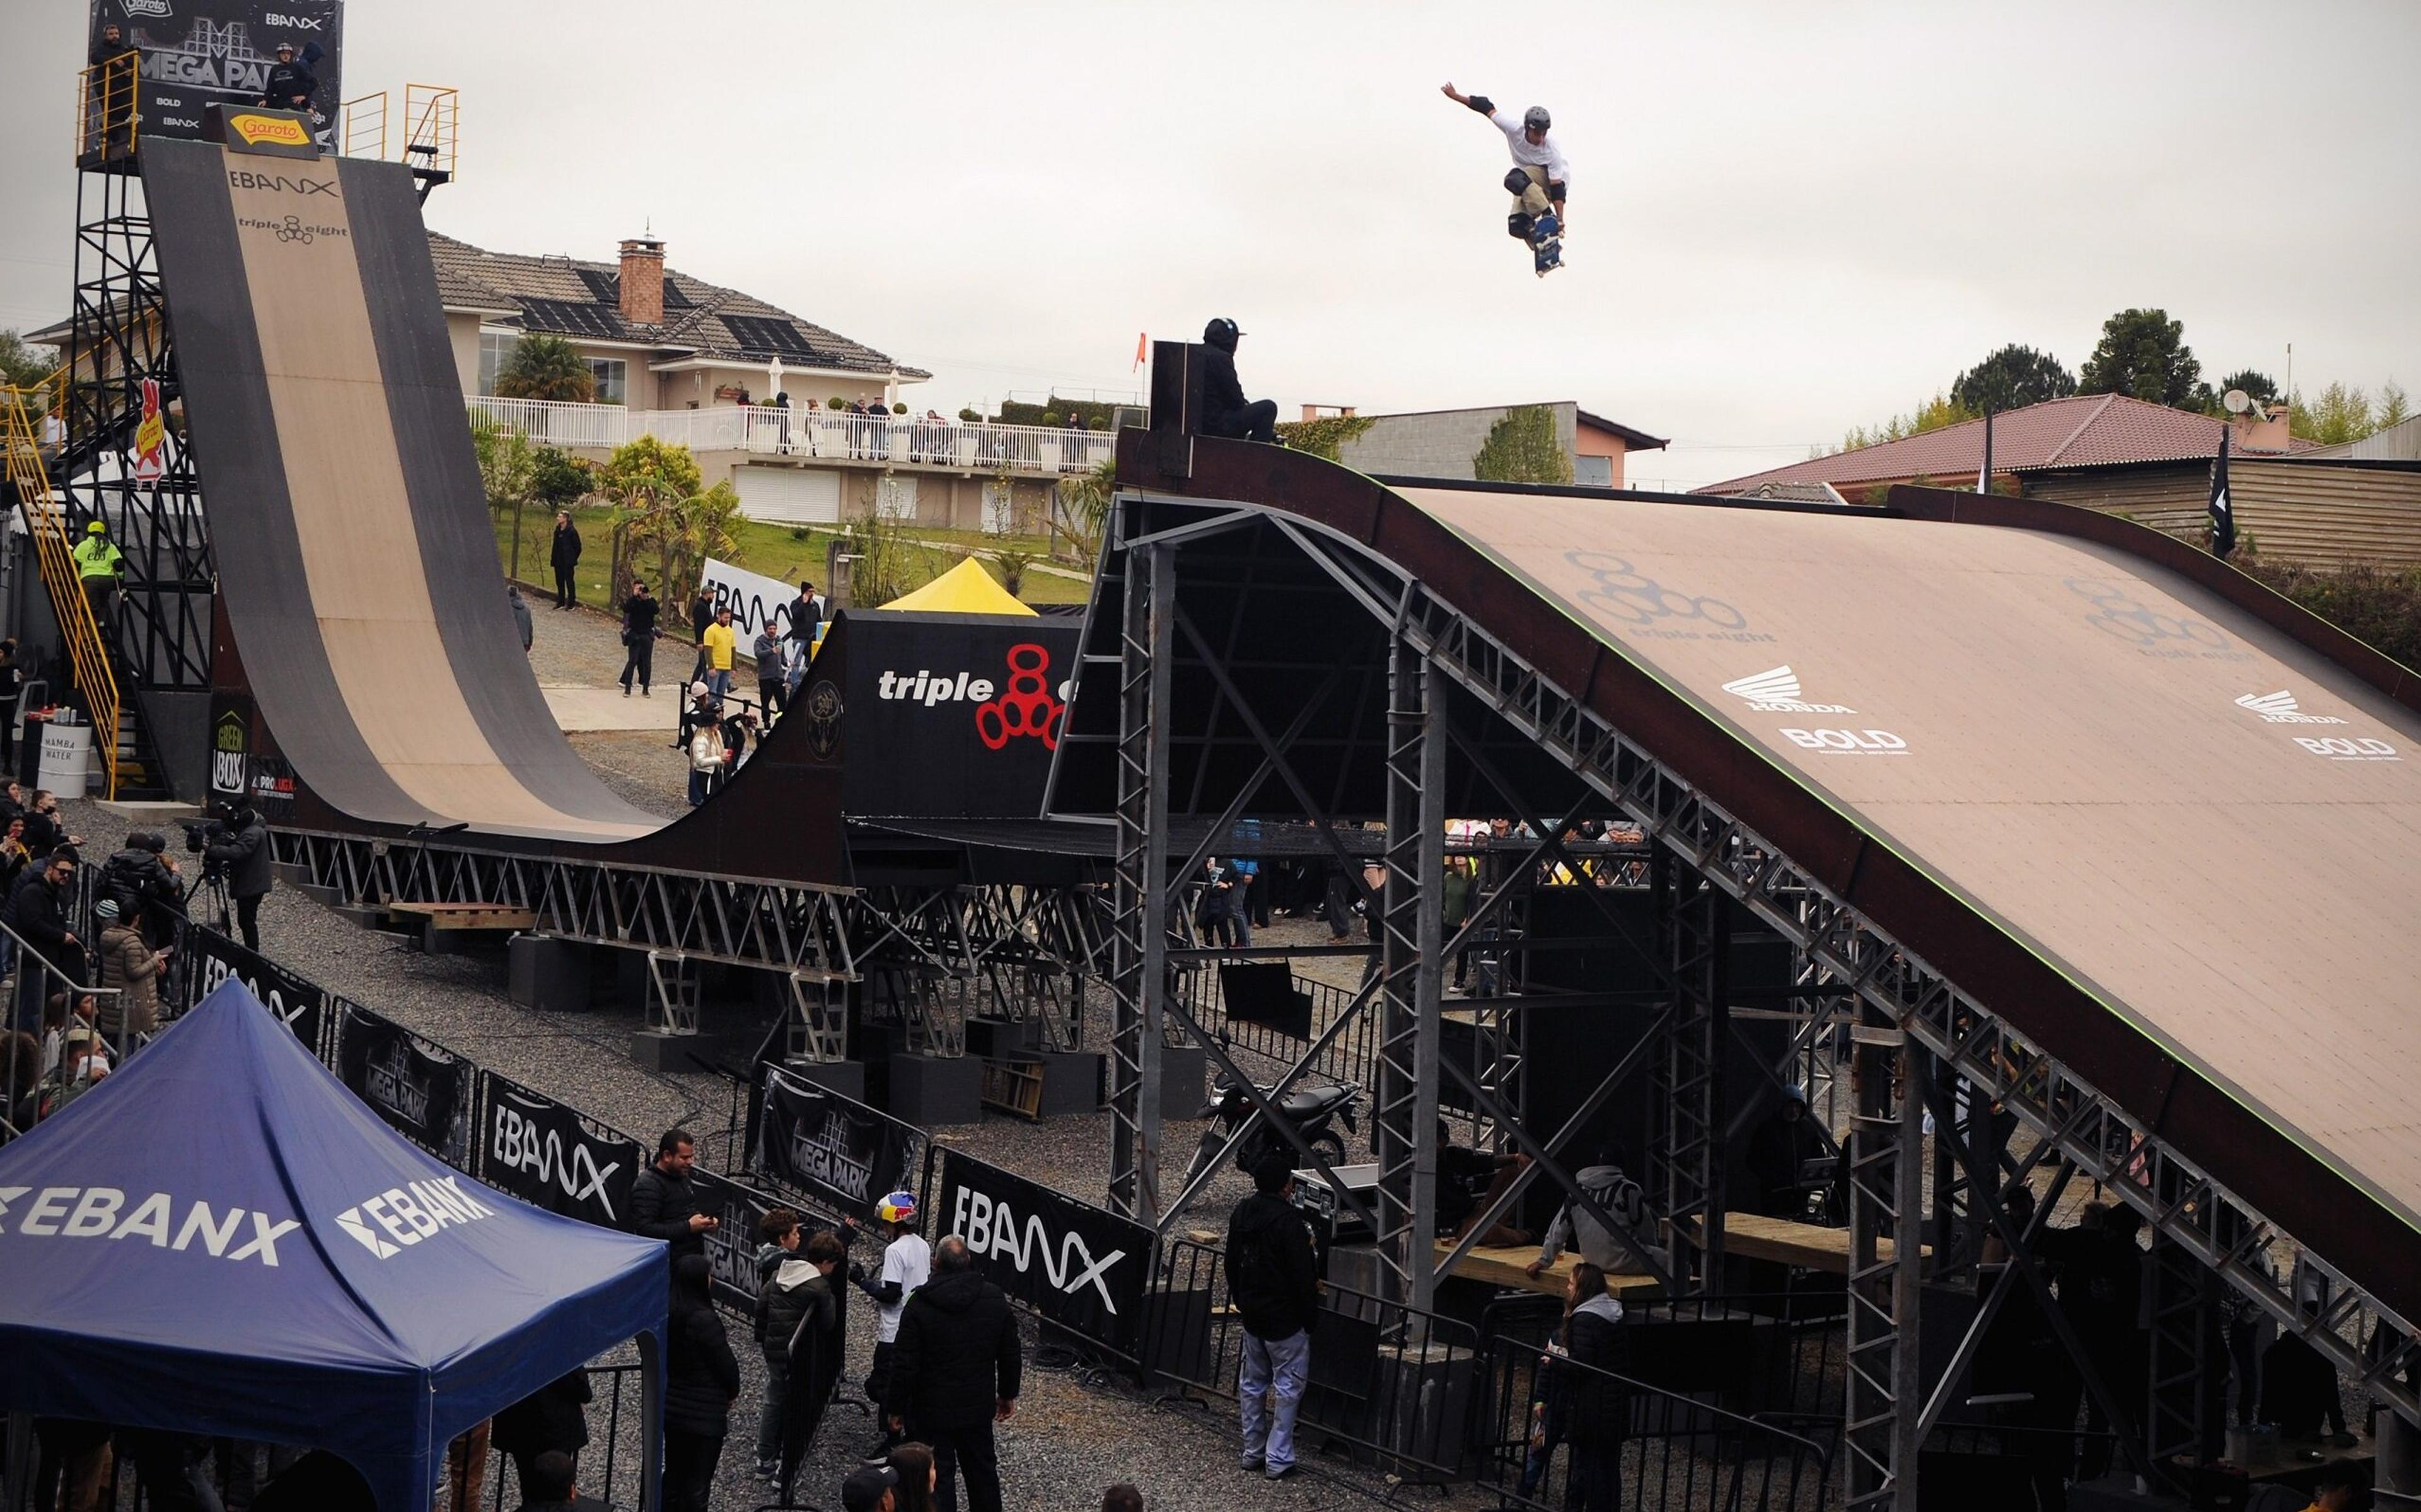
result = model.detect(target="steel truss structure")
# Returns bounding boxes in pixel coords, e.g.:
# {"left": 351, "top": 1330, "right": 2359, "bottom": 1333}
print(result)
{"left": 62, "top": 162, "right": 215, "bottom": 698}
{"left": 272, "top": 829, "right": 1105, "bottom": 1064}
{"left": 1079, "top": 490, "right": 2421, "bottom": 1512}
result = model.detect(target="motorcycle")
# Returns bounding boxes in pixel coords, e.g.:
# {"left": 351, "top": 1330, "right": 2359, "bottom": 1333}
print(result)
{"left": 1181, "top": 1073, "right": 1361, "bottom": 1194}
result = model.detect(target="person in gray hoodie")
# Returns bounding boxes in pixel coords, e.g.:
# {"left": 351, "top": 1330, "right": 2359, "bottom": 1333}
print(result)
{"left": 1525, "top": 1142, "right": 1667, "bottom": 1281}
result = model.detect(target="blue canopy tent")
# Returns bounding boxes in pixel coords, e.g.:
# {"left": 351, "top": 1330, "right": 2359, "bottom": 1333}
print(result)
{"left": 0, "top": 982, "right": 667, "bottom": 1511}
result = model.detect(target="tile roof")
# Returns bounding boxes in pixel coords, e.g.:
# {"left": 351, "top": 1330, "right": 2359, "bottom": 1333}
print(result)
{"left": 1699, "top": 393, "right": 2308, "bottom": 495}
{"left": 424, "top": 231, "right": 927, "bottom": 379}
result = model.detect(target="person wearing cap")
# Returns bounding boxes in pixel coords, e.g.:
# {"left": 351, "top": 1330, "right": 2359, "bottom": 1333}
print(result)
{"left": 257, "top": 40, "right": 317, "bottom": 113}
{"left": 619, "top": 577, "right": 659, "bottom": 697}
{"left": 1197, "top": 320, "right": 1278, "bottom": 444}
{"left": 71, "top": 519, "right": 124, "bottom": 632}
{"left": 95, "top": 894, "right": 166, "bottom": 1051}
{"left": 884, "top": 1236, "right": 1020, "bottom": 1512}
{"left": 852, "top": 1190, "right": 932, "bottom": 1461}
{"left": 685, "top": 697, "right": 724, "bottom": 808}
{"left": 1226, "top": 1155, "right": 1321, "bottom": 1480}
{"left": 842, "top": 1463, "right": 899, "bottom": 1512}
{"left": 1438, "top": 84, "right": 1570, "bottom": 250}
{"left": 201, "top": 800, "right": 274, "bottom": 951}
{"left": 676, "top": 678, "right": 718, "bottom": 752}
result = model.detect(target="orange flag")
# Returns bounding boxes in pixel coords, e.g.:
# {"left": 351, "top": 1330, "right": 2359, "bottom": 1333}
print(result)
{"left": 1133, "top": 332, "right": 1148, "bottom": 371}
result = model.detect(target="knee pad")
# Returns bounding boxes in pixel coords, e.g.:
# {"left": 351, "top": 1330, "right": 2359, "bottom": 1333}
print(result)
{"left": 1502, "top": 168, "right": 1533, "bottom": 196}
{"left": 1507, "top": 212, "right": 1535, "bottom": 241}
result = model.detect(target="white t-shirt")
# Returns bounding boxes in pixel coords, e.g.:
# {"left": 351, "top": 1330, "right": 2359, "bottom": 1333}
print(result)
{"left": 876, "top": 1233, "right": 931, "bottom": 1344}
{"left": 1490, "top": 110, "right": 1571, "bottom": 189}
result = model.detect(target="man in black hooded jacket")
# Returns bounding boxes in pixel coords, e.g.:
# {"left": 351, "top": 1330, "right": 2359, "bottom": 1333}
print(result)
{"left": 1227, "top": 1157, "right": 1321, "bottom": 1479}
{"left": 1198, "top": 319, "right": 1279, "bottom": 444}
{"left": 885, "top": 1237, "right": 1021, "bottom": 1512}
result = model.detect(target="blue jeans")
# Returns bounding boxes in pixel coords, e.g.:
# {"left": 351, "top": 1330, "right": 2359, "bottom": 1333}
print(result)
{"left": 706, "top": 668, "right": 732, "bottom": 700}
{"left": 1240, "top": 1327, "right": 1311, "bottom": 1471}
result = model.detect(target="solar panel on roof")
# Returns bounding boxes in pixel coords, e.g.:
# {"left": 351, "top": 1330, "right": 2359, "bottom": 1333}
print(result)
{"left": 660, "top": 279, "right": 692, "bottom": 309}
{"left": 574, "top": 268, "right": 619, "bottom": 305}
{"left": 723, "top": 315, "right": 821, "bottom": 361}
{"left": 518, "top": 297, "right": 624, "bottom": 340}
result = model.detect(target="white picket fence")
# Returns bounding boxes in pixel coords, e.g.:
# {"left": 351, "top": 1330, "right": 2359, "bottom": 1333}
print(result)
{"left": 468, "top": 396, "right": 1115, "bottom": 475}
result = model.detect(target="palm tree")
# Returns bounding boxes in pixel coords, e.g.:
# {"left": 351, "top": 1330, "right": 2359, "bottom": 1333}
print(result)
{"left": 494, "top": 333, "right": 596, "bottom": 403}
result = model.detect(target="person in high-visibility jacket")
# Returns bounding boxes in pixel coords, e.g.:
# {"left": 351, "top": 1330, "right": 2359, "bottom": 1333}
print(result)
{"left": 72, "top": 520, "right": 124, "bottom": 630}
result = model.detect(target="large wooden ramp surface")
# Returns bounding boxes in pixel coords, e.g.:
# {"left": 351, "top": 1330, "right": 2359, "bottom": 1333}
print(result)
{"left": 145, "top": 137, "right": 659, "bottom": 845}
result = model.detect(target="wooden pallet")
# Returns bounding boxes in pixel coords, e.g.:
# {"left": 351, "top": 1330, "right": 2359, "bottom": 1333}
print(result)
{"left": 385, "top": 901, "right": 538, "bottom": 932}
{"left": 980, "top": 1058, "right": 1045, "bottom": 1121}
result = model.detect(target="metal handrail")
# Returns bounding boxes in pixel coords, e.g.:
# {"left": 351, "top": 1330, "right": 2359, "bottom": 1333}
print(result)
{"left": 75, "top": 50, "right": 139, "bottom": 163}
{"left": 340, "top": 91, "right": 388, "bottom": 159}
{"left": 403, "top": 84, "right": 459, "bottom": 180}
{"left": 0, "top": 387, "right": 120, "bottom": 798}
{"left": 0, "top": 908, "right": 128, "bottom": 1139}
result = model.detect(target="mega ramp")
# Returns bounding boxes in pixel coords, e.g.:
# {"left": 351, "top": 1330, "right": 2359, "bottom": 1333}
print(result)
{"left": 144, "top": 136, "right": 658, "bottom": 845}
{"left": 1095, "top": 430, "right": 2421, "bottom": 1324}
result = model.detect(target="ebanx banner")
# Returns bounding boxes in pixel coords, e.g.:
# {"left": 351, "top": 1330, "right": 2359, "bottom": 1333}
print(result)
{"left": 175, "top": 923, "right": 327, "bottom": 1052}
{"left": 934, "top": 1147, "right": 1153, "bottom": 1357}
{"left": 335, "top": 1004, "right": 475, "bottom": 1171}
{"left": 755, "top": 1066, "right": 925, "bottom": 1221}
{"left": 480, "top": 1074, "right": 640, "bottom": 1231}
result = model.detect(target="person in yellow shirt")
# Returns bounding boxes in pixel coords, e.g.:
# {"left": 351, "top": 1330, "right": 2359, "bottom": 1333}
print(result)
{"left": 700, "top": 606, "right": 738, "bottom": 701}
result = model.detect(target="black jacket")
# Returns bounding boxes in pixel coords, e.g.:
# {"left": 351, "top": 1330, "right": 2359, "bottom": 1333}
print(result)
{"left": 491, "top": 1368, "right": 592, "bottom": 1457}
{"left": 102, "top": 847, "right": 179, "bottom": 921}
{"left": 629, "top": 1162, "right": 705, "bottom": 1257}
{"left": 551, "top": 524, "right": 583, "bottom": 572}
{"left": 258, "top": 61, "right": 317, "bottom": 110}
{"left": 885, "top": 1266, "right": 1021, "bottom": 1430}
{"left": 1202, "top": 347, "right": 1250, "bottom": 424}
{"left": 6, "top": 869, "right": 73, "bottom": 964}
{"left": 787, "top": 594, "right": 821, "bottom": 643}
{"left": 1562, "top": 1296, "right": 1632, "bottom": 1446}
{"left": 203, "top": 811, "right": 274, "bottom": 899}
{"left": 21, "top": 809, "right": 62, "bottom": 857}
{"left": 665, "top": 1255, "right": 740, "bottom": 1434}
{"left": 622, "top": 593, "right": 659, "bottom": 641}
{"left": 754, "top": 1247, "right": 833, "bottom": 1366}
{"left": 1226, "top": 1192, "right": 1321, "bottom": 1340}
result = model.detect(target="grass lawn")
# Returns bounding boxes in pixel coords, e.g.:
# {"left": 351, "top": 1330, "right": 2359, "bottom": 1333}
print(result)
{"left": 493, "top": 505, "right": 1092, "bottom": 612}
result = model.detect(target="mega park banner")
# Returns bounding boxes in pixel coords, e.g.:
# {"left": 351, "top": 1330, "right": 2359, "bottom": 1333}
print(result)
{"left": 754, "top": 1066, "right": 924, "bottom": 1222}
{"left": 175, "top": 922, "right": 328, "bottom": 1052}
{"left": 335, "top": 1003, "right": 475, "bottom": 1171}
{"left": 90, "top": 1, "right": 345, "bottom": 147}
{"left": 839, "top": 611, "right": 1081, "bottom": 818}
{"left": 691, "top": 1168, "right": 782, "bottom": 1314}
{"left": 479, "top": 1073, "right": 642, "bottom": 1232}
{"left": 934, "top": 1146, "right": 1153, "bottom": 1358}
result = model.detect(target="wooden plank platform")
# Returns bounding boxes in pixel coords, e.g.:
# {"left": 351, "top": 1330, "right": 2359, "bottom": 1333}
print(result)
{"left": 1438, "top": 1241, "right": 1663, "bottom": 1301}
{"left": 385, "top": 901, "right": 538, "bottom": 932}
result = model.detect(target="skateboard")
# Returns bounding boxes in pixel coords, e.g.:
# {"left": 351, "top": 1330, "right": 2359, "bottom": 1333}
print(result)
{"left": 1530, "top": 211, "right": 1564, "bottom": 277}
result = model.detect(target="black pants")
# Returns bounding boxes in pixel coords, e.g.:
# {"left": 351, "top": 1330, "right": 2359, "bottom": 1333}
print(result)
{"left": 663, "top": 1428, "right": 724, "bottom": 1512}
{"left": 621, "top": 637, "right": 654, "bottom": 693}
{"left": 1209, "top": 400, "right": 1279, "bottom": 444}
{"left": 1570, "top": 1438, "right": 1622, "bottom": 1511}
{"left": 235, "top": 891, "right": 262, "bottom": 952}
{"left": 917, "top": 1420, "right": 1002, "bottom": 1512}
{"left": 554, "top": 567, "right": 576, "bottom": 608}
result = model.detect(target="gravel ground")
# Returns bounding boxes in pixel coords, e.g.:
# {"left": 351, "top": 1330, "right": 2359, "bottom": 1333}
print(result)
{"left": 48, "top": 773, "right": 1444, "bottom": 1512}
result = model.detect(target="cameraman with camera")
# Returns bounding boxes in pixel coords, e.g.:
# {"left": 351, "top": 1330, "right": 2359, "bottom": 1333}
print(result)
{"left": 103, "top": 832, "right": 183, "bottom": 949}
{"left": 197, "top": 801, "right": 273, "bottom": 950}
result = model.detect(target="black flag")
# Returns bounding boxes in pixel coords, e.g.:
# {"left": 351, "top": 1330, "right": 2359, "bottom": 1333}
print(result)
{"left": 2208, "top": 427, "right": 2236, "bottom": 558}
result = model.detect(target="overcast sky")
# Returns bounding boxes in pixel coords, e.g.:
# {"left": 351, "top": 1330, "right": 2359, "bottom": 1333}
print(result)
{"left": 3, "top": 0, "right": 2415, "bottom": 488}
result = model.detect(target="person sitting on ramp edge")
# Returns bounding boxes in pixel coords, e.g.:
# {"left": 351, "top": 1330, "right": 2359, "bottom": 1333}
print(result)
{"left": 1200, "top": 318, "right": 1279, "bottom": 444}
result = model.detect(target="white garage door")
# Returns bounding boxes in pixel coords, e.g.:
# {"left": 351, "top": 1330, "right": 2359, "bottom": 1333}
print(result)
{"left": 735, "top": 466, "right": 841, "bottom": 525}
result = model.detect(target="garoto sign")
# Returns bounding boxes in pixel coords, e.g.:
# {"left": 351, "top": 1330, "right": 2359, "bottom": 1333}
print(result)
{"left": 934, "top": 1147, "right": 1153, "bottom": 1357}
{"left": 479, "top": 1074, "right": 640, "bottom": 1231}
{"left": 334, "top": 1004, "right": 475, "bottom": 1171}
{"left": 755, "top": 1067, "right": 925, "bottom": 1221}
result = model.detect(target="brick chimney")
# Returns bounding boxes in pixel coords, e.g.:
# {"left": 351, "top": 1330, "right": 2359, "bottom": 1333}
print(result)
{"left": 617, "top": 236, "right": 664, "bottom": 327}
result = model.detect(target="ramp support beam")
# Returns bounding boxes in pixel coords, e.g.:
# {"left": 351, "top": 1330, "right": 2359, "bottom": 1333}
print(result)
{"left": 1650, "top": 845, "right": 1728, "bottom": 1291}
{"left": 1106, "top": 538, "right": 1174, "bottom": 1225}
{"left": 1373, "top": 634, "right": 1444, "bottom": 1315}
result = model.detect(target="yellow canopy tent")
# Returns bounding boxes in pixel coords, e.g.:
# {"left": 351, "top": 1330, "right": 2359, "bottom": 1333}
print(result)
{"left": 880, "top": 556, "right": 1036, "bottom": 616}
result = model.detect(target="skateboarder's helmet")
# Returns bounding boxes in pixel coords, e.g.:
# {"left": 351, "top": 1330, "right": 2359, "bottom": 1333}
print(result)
{"left": 1523, "top": 105, "right": 1551, "bottom": 132}
{"left": 876, "top": 1191, "right": 919, "bottom": 1223}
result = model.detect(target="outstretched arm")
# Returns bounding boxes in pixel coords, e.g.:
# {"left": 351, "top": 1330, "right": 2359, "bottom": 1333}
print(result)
{"left": 1439, "top": 82, "right": 1495, "bottom": 116}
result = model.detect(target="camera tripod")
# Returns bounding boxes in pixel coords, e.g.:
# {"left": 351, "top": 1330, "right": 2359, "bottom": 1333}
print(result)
{"left": 182, "top": 866, "right": 233, "bottom": 938}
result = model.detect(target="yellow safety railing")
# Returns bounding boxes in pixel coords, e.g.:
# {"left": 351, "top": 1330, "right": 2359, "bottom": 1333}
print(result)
{"left": 403, "top": 84, "right": 459, "bottom": 180}
{"left": 341, "top": 91, "right": 389, "bottom": 159}
{"left": 1, "top": 388, "right": 120, "bottom": 799}
{"left": 76, "top": 50, "right": 140, "bottom": 164}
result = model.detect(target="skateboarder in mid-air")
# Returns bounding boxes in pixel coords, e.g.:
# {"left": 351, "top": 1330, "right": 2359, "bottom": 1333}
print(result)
{"left": 1439, "top": 83, "right": 1568, "bottom": 277}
